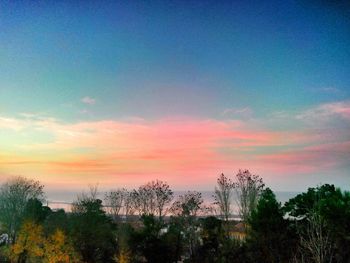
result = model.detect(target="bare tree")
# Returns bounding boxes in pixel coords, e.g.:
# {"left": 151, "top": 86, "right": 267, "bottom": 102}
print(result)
{"left": 170, "top": 191, "right": 203, "bottom": 218}
{"left": 299, "top": 208, "right": 334, "bottom": 263}
{"left": 213, "top": 173, "right": 234, "bottom": 221}
{"left": 234, "top": 169, "right": 264, "bottom": 223}
{"left": 131, "top": 180, "right": 173, "bottom": 219}
{"left": 152, "top": 180, "right": 173, "bottom": 219}
{"left": 0, "top": 176, "right": 44, "bottom": 243}
{"left": 123, "top": 190, "right": 136, "bottom": 220}
{"left": 72, "top": 184, "right": 100, "bottom": 213}
{"left": 132, "top": 184, "right": 155, "bottom": 216}
{"left": 104, "top": 188, "right": 127, "bottom": 221}
{"left": 170, "top": 191, "right": 203, "bottom": 258}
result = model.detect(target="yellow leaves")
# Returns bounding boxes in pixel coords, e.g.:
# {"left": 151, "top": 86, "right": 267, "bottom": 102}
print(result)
{"left": 10, "top": 221, "right": 45, "bottom": 261}
{"left": 10, "top": 220, "right": 81, "bottom": 263}
{"left": 116, "top": 249, "right": 131, "bottom": 263}
{"left": 43, "top": 229, "right": 80, "bottom": 263}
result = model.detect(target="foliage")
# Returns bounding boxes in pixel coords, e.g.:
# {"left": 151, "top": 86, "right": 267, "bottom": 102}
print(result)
{"left": 247, "top": 188, "right": 297, "bottom": 263}
{"left": 0, "top": 176, "right": 44, "bottom": 243}
{"left": 284, "top": 184, "right": 350, "bottom": 262}
{"left": 171, "top": 191, "right": 203, "bottom": 217}
{"left": 70, "top": 197, "right": 117, "bottom": 263}
{"left": 195, "top": 216, "right": 223, "bottom": 262}
{"left": 0, "top": 176, "right": 349, "bottom": 263}
{"left": 43, "top": 229, "right": 80, "bottom": 263}
{"left": 10, "top": 221, "right": 45, "bottom": 263}
{"left": 43, "top": 209, "right": 69, "bottom": 235}
{"left": 9, "top": 221, "right": 80, "bottom": 263}
{"left": 23, "top": 198, "right": 51, "bottom": 224}
{"left": 170, "top": 191, "right": 204, "bottom": 259}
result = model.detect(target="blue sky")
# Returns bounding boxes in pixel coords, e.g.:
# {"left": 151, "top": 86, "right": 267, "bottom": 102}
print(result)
{"left": 1, "top": 1, "right": 349, "bottom": 119}
{"left": 0, "top": 1, "right": 349, "bottom": 191}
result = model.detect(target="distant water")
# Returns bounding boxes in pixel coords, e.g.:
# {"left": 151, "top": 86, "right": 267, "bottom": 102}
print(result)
{"left": 46, "top": 190, "right": 299, "bottom": 212}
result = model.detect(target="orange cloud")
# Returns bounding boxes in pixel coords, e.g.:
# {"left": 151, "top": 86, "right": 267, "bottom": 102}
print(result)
{"left": 1, "top": 103, "right": 349, "bottom": 190}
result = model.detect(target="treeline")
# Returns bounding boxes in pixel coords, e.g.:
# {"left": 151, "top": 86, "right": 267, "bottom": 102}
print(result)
{"left": 0, "top": 170, "right": 349, "bottom": 263}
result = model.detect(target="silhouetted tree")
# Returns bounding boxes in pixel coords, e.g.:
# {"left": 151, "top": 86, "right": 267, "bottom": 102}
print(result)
{"left": 70, "top": 190, "right": 117, "bottom": 263}
{"left": 23, "top": 198, "right": 51, "bottom": 224}
{"left": 131, "top": 180, "right": 173, "bottom": 219}
{"left": 9, "top": 220, "right": 45, "bottom": 263}
{"left": 214, "top": 173, "right": 234, "bottom": 222}
{"left": 171, "top": 191, "right": 203, "bottom": 259}
{"left": 234, "top": 169, "right": 264, "bottom": 223}
{"left": 124, "top": 190, "right": 136, "bottom": 220}
{"left": 284, "top": 184, "right": 350, "bottom": 262}
{"left": 248, "top": 188, "right": 296, "bottom": 263}
{"left": 0, "top": 176, "right": 44, "bottom": 243}
{"left": 195, "top": 216, "right": 223, "bottom": 263}
{"left": 104, "top": 188, "right": 127, "bottom": 221}
{"left": 152, "top": 180, "right": 173, "bottom": 220}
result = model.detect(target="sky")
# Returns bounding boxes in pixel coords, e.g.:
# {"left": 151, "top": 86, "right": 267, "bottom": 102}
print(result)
{"left": 0, "top": 0, "right": 349, "bottom": 194}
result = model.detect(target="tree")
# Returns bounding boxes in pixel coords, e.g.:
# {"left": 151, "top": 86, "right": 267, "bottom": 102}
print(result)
{"left": 115, "top": 223, "right": 135, "bottom": 263}
{"left": 0, "top": 176, "right": 44, "bottom": 243}
{"left": 130, "top": 180, "right": 173, "bottom": 219}
{"left": 299, "top": 209, "right": 334, "bottom": 263}
{"left": 104, "top": 188, "right": 127, "bottom": 221}
{"left": 23, "top": 198, "right": 51, "bottom": 224}
{"left": 131, "top": 185, "right": 155, "bottom": 216}
{"left": 152, "top": 180, "right": 173, "bottom": 219}
{"left": 195, "top": 216, "right": 224, "bottom": 263}
{"left": 284, "top": 184, "right": 349, "bottom": 262}
{"left": 9, "top": 221, "right": 80, "bottom": 263}
{"left": 248, "top": 188, "right": 296, "bottom": 263}
{"left": 43, "top": 229, "right": 80, "bottom": 263}
{"left": 131, "top": 215, "right": 171, "bottom": 263}
{"left": 123, "top": 190, "right": 136, "bottom": 220}
{"left": 213, "top": 173, "right": 234, "bottom": 222}
{"left": 10, "top": 221, "right": 45, "bottom": 263}
{"left": 171, "top": 191, "right": 203, "bottom": 218}
{"left": 70, "top": 191, "right": 117, "bottom": 263}
{"left": 43, "top": 209, "right": 70, "bottom": 235}
{"left": 170, "top": 191, "right": 203, "bottom": 259}
{"left": 234, "top": 170, "right": 264, "bottom": 223}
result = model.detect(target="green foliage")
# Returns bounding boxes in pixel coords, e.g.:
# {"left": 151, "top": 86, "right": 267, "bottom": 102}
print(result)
{"left": 130, "top": 215, "right": 177, "bottom": 263}
{"left": 195, "top": 216, "right": 223, "bottom": 262}
{"left": 43, "top": 209, "right": 69, "bottom": 235}
{"left": 23, "top": 198, "right": 51, "bottom": 224}
{"left": 70, "top": 198, "right": 117, "bottom": 263}
{"left": 247, "top": 188, "right": 297, "bottom": 263}
{"left": 0, "top": 177, "right": 349, "bottom": 263}
{"left": 284, "top": 184, "right": 350, "bottom": 262}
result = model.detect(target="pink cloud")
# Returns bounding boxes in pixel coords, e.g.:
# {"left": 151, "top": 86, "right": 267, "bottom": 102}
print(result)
{"left": 81, "top": 96, "right": 96, "bottom": 105}
{"left": 255, "top": 141, "right": 350, "bottom": 174}
{"left": 1, "top": 101, "right": 349, "bottom": 190}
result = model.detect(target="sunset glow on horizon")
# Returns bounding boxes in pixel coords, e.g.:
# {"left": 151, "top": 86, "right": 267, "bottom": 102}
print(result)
{"left": 1, "top": 1, "right": 349, "bottom": 192}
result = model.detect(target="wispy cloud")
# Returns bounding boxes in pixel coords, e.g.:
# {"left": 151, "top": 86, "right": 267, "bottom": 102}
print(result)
{"left": 222, "top": 107, "right": 253, "bottom": 117}
{"left": 296, "top": 101, "right": 350, "bottom": 122}
{"left": 320, "top": 87, "right": 340, "bottom": 93}
{"left": 81, "top": 96, "right": 96, "bottom": 105}
{"left": 311, "top": 87, "right": 341, "bottom": 94}
{"left": 1, "top": 100, "right": 349, "bottom": 190}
